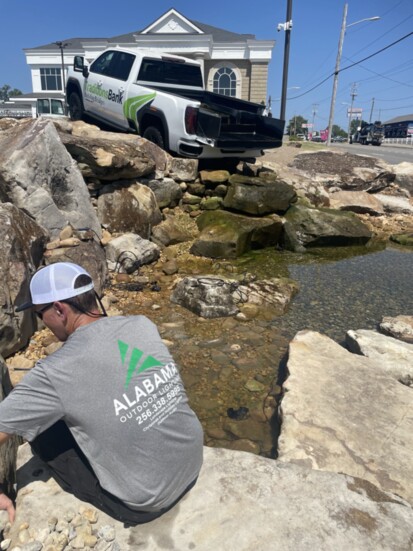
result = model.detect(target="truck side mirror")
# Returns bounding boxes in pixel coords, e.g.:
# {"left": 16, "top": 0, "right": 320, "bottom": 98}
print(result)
{"left": 74, "top": 55, "right": 89, "bottom": 77}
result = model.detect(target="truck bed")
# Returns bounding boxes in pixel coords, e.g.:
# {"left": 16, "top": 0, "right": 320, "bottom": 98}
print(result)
{"left": 148, "top": 85, "right": 285, "bottom": 149}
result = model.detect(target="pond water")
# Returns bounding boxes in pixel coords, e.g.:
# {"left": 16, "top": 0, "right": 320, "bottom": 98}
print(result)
{"left": 236, "top": 243, "right": 413, "bottom": 344}
{"left": 127, "top": 241, "right": 413, "bottom": 455}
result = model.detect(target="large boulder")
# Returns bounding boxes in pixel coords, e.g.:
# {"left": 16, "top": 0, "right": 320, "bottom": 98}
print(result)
{"left": 97, "top": 182, "right": 162, "bottom": 236}
{"left": 261, "top": 160, "right": 330, "bottom": 207}
{"left": 6, "top": 444, "right": 413, "bottom": 550}
{"left": 151, "top": 214, "right": 195, "bottom": 247}
{"left": 168, "top": 157, "right": 199, "bottom": 182}
{"left": 105, "top": 233, "right": 160, "bottom": 273}
{"left": 144, "top": 177, "right": 183, "bottom": 208}
{"left": 278, "top": 330, "right": 413, "bottom": 505}
{"left": 374, "top": 193, "right": 413, "bottom": 214}
{"left": 329, "top": 190, "right": 384, "bottom": 215}
{"left": 0, "top": 118, "right": 101, "bottom": 239}
{"left": 191, "top": 210, "right": 283, "bottom": 259}
{"left": 390, "top": 233, "right": 413, "bottom": 247}
{"left": 58, "top": 123, "right": 155, "bottom": 182}
{"left": 393, "top": 161, "right": 413, "bottom": 194}
{"left": 223, "top": 173, "right": 297, "bottom": 215}
{"left": 0, "top": 203, "right": 47, "bottom": 357}
{"left": 291, "top": 150, "right": 396, "bottom": 192}
{"left": 282, "top": 204, "right": 372, "bottom": 251}
{"left": 171, "top": 275, "right": 298, "bottom": 319}
{"left": 171, "top": 276, "right": 239, "bottom": 318}
{"left": 346, "top": 328, "right": 413, "bottom": 386}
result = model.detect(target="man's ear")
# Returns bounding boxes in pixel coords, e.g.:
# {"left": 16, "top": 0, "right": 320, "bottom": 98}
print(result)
{"left": 54, "top": 302, "right": 66, "bottom": 317}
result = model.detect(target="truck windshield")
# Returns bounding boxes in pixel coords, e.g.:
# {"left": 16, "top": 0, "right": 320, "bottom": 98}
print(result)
{"left": 138, "top": 58, "right": 203, "bottom": 87}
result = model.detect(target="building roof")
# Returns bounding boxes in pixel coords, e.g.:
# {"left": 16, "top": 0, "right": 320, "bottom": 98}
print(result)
{"left": 24, "top": 38, "right": 108, "bottom": 51}
{"left": 25, "top": 9, "right": 256, "bottom": 51}
{"left": 383, "top": 114, "right": 413, "bottom": 125}
{"left": 10, "top": 92, "right": 64, "bottom": 102}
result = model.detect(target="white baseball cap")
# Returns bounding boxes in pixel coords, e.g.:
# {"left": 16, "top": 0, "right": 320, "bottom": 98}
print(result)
{"left": 16, "top": 262, "right": 94, "bottom": 312}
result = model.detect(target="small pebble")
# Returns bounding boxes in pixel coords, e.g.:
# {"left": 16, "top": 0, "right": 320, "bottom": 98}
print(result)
{"left": 97, "top": 525, "right": 115, "bottom": 542}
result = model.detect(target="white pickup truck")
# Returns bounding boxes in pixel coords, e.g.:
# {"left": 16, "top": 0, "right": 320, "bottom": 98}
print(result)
{"left": 66, "top": 47, "right": 284, "bottom": 159}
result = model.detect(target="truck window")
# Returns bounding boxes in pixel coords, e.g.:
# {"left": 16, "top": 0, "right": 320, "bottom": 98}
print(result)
{"left": 90, "top": 51, "right": 116, "bottom": 76}
{"left": 138, "top": 58, "right": 203, "bottom": 87}
{"left": 90, "top": 50, "right": 135, "bottom": 81}
{"left": 110, "top": 52, "right": 135, "bottom": 81}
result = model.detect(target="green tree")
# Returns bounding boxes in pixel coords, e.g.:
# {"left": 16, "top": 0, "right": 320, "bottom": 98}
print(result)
{"left": 332, "top": 124, "right": 346, "bottom": 138}
{"left": 0, "top": 84, "right": 22, "bottom": 102}
{"left": 286, "top": 115, "right": 308, "bottom": 136}
{"left": 349, "top": 119, "right": 368, "bottom": 136}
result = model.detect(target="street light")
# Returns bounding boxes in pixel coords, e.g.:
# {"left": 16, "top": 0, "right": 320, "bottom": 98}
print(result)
{"left": 272, "top": 86, "right": 300, "bottom": 101}
{"left": 326, "top": 4, "right": 380, "bottom": 146}
{"left": 55, "top": 41, "right": 70, "bottom": 110}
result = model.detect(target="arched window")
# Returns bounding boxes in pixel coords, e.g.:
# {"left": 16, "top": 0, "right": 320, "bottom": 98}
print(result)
{"left": 213, "top": 67, "right": 236, "bottom": 97}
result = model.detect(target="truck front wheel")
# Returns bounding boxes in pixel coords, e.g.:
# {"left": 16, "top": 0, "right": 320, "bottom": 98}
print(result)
{"left": 68, "top": 92, "right": 84, "bottom": 121}
{"left": 143, "top": 126, "right": 165, "bottom": 150}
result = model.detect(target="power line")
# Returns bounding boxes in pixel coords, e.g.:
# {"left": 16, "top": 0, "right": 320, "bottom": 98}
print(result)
{"left": 339, "top": 31, "right": 413, "bottom": 74}
{"left": 379, "top": 104, "right": 413, "bottom": 111}
{"left": 288, "top": 31, "right": 413, "bottom": 101}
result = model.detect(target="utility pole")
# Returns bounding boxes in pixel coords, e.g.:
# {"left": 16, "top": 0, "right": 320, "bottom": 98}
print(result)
{"left": 278, "top": 0, "right": 293, "bottom": 123}
{"left": 369, "top": 98, "right": 375, "bottom": 123}
{"left": 312, "top": 103, "right": 318, "bottom": 134}
{"left": 347, "top": 83, "right": 358, "bottom": 143}
{"left": 327, "top": 3, "right": 348, "bottom": 146}
{"left": 326, "top": 5, "right": 379, "bottom": 146}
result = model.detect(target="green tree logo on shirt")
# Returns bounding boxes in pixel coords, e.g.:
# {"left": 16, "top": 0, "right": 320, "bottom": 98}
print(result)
{"left": 118, "top": 340, "right": 162, "bottom": 389}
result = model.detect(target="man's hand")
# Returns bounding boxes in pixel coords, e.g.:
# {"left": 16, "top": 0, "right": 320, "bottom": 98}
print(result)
{"left": 0, "top": 492, "right": 15, "bottom": 523}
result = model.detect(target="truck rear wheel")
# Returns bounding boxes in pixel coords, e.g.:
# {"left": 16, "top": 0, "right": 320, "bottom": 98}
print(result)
{"left": 143, "top": 126, "right": 165, "bottom": 150}
{"left": 68, "top": 92, "right": 84, "bottom": 121}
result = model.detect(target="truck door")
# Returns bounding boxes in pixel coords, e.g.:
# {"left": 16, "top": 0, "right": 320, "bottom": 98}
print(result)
{"left": 85, "top": 50, "right": 135, "bottom": 127}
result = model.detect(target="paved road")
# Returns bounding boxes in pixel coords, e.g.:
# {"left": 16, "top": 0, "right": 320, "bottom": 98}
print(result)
{"left": 330, "top": 142, "right": 413, "bottom": 165}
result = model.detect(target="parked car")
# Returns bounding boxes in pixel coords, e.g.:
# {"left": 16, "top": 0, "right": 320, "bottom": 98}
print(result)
{"left": 296, "top": 133, "right": 306, "bottom": 141}
{"left": 311, "top": 136, "right": 324, "bottom": 143}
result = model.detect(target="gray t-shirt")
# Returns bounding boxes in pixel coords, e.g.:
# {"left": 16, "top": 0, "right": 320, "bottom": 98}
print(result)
{"left": 0, "top": 315, "right": 203, "bottom": 511}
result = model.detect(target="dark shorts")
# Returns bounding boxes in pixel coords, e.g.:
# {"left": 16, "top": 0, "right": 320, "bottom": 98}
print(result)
{"left": 29, "top": 420, "right": 196, "bottom": 526}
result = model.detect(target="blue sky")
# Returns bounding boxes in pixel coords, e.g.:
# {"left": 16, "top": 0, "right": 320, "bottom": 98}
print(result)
{"left": 1, "top": 0, "right": 412, "bottom": 131}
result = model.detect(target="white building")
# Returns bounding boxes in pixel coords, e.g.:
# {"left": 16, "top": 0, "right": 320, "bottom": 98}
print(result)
{"left": 15, "top": 8, "right": 275, "bottom": 111}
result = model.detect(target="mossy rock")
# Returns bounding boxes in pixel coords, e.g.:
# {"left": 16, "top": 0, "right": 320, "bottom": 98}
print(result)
{"left": 390, "top": 233, "right": 413, "bottom": 247}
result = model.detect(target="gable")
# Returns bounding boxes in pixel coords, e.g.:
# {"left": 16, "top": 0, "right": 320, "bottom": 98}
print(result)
{"left": 141, "top": 8, "right": 204, "bottom": 35}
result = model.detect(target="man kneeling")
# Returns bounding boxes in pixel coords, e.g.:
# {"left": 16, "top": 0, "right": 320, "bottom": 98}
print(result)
{"left": 0, "top": 262, "right": 203, "bottom": 524}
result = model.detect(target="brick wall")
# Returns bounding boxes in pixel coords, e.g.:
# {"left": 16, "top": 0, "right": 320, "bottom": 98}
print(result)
{"left": 249, "top": 63, "right": 269, "bottom": 104}
{"left": 204, "top": 60, "right": 269, "bottom": 103}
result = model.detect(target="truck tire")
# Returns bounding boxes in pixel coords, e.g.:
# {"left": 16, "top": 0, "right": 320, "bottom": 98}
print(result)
{"left": 143, "top": 126, "right": 165, "bottom": 150}
{"left": 68, "top": 92, "right": 84, "bottom": 121}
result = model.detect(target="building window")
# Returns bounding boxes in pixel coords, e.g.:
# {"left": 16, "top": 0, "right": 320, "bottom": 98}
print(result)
{"left": 40, "top": 68, "right": 62, "bottom": 91}
{"left": 213, "top": 67, "right": 236, "bottom": 97}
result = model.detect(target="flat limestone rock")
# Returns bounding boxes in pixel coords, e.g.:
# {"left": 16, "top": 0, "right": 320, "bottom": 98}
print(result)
{"left": 8, "top": 444, "right": 413, "bottom": 550}
{"left": 346, "top": 328, "right": 413, "bottom": 385}
{"left": 279, "top": 330, "right": 413, "bottom": 506}
{"left": 380, "top": 315, "right": 413, "bottom": 343}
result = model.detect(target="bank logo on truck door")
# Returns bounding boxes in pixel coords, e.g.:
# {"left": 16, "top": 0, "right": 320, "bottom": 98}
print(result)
{"left": 123, "top": 92, "right": 156, "bottom": 121}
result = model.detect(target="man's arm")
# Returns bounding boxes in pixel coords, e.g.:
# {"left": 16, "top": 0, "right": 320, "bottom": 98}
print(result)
{"left": 0, "top": 431, "right": 15, "bottom": 523}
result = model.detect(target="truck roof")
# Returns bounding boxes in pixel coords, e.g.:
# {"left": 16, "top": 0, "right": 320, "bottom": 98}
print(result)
{"left": 108, "top": 46, "right": 201, "bottom": 66}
